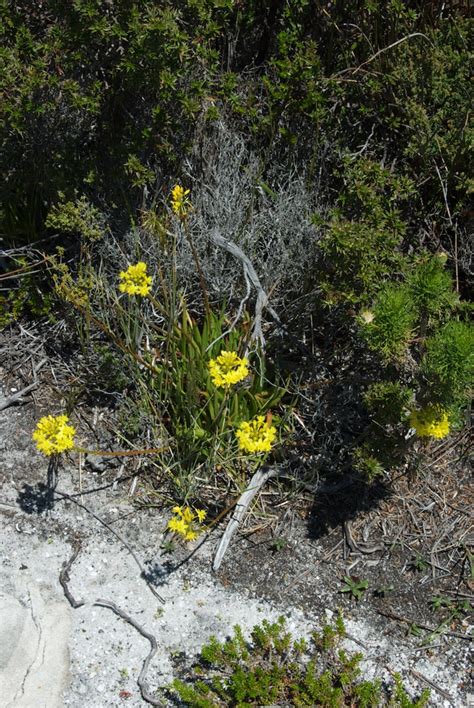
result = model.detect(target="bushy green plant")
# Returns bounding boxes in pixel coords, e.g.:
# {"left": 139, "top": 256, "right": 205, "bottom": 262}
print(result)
{"left": 45, "top": 194, "right": 105, "bottom": 241}
{"left": 422, "top": 320, "right": 473, "bottom": 408}
{"left": 319, "top": 158, "right": 414, "bottom": 305}
{"left": 170, "top": 614, "right": 429, "bottom": 707}
{"left": 363, "top": 382, "right": 413, "bottom": 427}
{"left": 406, "top": 254, "right": 458, "bottom": 321}
{"left": 362, "top": 285, "right": 416, "bottom": 362}
{"left": 355, "top": 253, "right": 470, "bottom": 475}
{"left": 353, "top": 446, "right": 387, "bottom": 481}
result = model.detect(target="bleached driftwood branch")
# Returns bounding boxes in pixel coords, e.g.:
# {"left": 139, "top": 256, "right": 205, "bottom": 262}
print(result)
{"left": 213, "top": 465, "right": 278, "bottom": 572}
{"left": 210, "top": 228, "right": 282, "bottom": 349}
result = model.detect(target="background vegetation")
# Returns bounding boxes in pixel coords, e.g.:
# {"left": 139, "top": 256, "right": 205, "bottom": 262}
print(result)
{"left": 1, "top": 0, "right": 472, "bottom": 491}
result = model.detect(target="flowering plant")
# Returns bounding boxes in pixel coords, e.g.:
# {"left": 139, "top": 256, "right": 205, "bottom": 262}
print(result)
{"left": 33, "top": 415, "right": 76, "bottom": 456}
{"left": 409, "top": 405, "right": 450, "bottom": 439}
{"left": 208, "top": 350, "right": 249, "bottom": 388}
{"left": 119, "top": 262, "right": 152, "bottom": 297}
{"left": 167, "top": 505, "right": 207, "bottom": 541}
{"left": 170, "top": 184, "right": 191, "bottom": 218}
{"left": 236, "top": 415, "right": 277, "bottom": 454}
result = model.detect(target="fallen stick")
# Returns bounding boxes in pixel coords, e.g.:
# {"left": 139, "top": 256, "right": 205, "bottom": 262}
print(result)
{"left": 0, "top": 381, "right": 38, "bottom": 411}
{"left": 0, "top": 357, "right": 47, "bottom": 411}
{"left": 59, "top": 543, "right": 85, "bottom": 609}
{"left": 54, "top": 488, "right": 165, "bottom": 603}
{"left": 410, "top": 669, "right": 455, "bottom": 706}
{"left": 213, "top": 465, "right": 277, "bottom": 572}
{"left": 59, "top": 547, "right": 162, "bottom": 706}
{"left": 377, "top": 609, "right": 472, "bottom": 641}
{"left": 94, "top": 598, "right": 161, "bottom": 706}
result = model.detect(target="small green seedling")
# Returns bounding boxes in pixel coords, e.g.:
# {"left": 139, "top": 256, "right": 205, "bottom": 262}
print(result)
{"left": 340, "top": 576, "right": 369, "bottom": 601}
{"left": 269, "top": 536, "right": 288, "bottom": 553}
{"left": 410, "top": 555, "right": 428, "bottom": 572}
{"left": 160, "top": 539, "right": 175, "bottom": 554}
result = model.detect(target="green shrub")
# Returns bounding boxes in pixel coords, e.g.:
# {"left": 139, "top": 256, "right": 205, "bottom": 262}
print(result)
{"left": 170, "top": 615, "right": 429, "bottom": 707}
{"left": 406, "top": 254, "right": 458, "bottom": 322}
{"left": 45, "top": 194, "right": 105, "bottom": 241}
{"left": 319, "top": 158, "right": 414, "bottom": 304}
{"left": 422, "top": 320, "right": 474, "bottom": 408}
{"left": 362, "top": 285, "right": 416, "bottom": 362}
{"left": 363, "top": 382, "right": 413, "bottom": 427}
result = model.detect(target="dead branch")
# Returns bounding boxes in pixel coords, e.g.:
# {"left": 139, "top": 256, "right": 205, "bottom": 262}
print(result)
{"left": 210, "top": 228, "right": 281, "bottom": 349}
{"left": 213, "top": 465, "right": 278, "bottom": 572}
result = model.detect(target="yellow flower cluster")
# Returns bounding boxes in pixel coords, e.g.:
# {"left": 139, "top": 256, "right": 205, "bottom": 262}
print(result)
{"left": 119, "top": 262, "right": 152, "bottom": 297}
{"left": 32, "top": 415, "right": 76, "bottom": 456}
{"left": 409, "top": 405, "right": 450, "bottom": 439}
{"left": 167, "top": 505, "right": 207, "bottom": 541}
{"left": 236, "top": 415, "right": 277, "bottom": 454}
{"left": 171, "top": 184, "right": 191, "bottom": 218}
{"left": 208, "top": 350, "right": 249, "bottom": 388}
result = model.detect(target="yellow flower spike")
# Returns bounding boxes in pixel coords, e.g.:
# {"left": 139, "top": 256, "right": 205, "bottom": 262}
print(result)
{"left": 118, "top": 262, "right": 152, "bottom": 297}
{"left": 409, "top": 405, "right": 450, "bottom": 439}
{"left": 208, "top": 350, "right": 249, "bottom": 388}
{"left": 167, "top": 517, "right": 187, "bottom": 535}
{"left": 236, "top": 415, "right": 277, "bottom": 454}
{"left": 182, "top": 506, "right": 195, "bottom": 524}
{"left": 195, "top": 509, "right": 207, "bottom": 523}
{"left": 167, "top": 505, "right": 206, "bottom": 542}
{"left": 33, "top": 415, "right": 76, "bottom": 456}
{"left": 170, "top": 184, "right": 191, "bottom": 218}
{"left": 184, "top": 529, "right": 198, "bottom": 542}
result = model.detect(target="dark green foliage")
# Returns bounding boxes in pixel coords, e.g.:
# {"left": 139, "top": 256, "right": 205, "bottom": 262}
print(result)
{"left": 1, "top": 0, "right": 237, "bottom": 242}
{"left": 363, "top": 382, "right": 413, "bottom": 427}
{"left": 0, "top": 259, "right": 55, "bottom": 328}
{"left": 170, "top": 614, "right": 428, "bottom": 707}
{"left": 2, "top": 2, "right": 471, "bottom": 255}
{"left": 422, "top": 320, "right": 474, "bottom": 407}
{"left": 319, "top": 159, "right": 413, "bottom": 304}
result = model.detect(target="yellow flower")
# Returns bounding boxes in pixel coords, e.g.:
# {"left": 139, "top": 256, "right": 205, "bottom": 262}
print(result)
{"left": 409, "top": 405, "right": 450, "bottom": 439}
{"left": 170, "top": 184, "right": 191, "bottom": 218}
{"left": 196, "top": 509, "right": 207, "bottom": 523}
{"left": 167, "top": 517, "right": 187, "bottom": 535}
{"left": 236, "top": 415, "right": 277, "bottom": 454}
{"left": 183, "top": 507, "right": 195, "bottom": 523}
{"left": 33, "top": 415, "right": 76, "bottom": 456}
{"left": 208, "top": 350, "right": 249, "bottom": 388}
{"left": 118, "top": 262, "right": 152, "bottom": 297}
{"left": 167, "top": 505, "right": 207, "bottom": 542}
{"left": 184, "top": 529, "right": 198, "bottom": 542}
